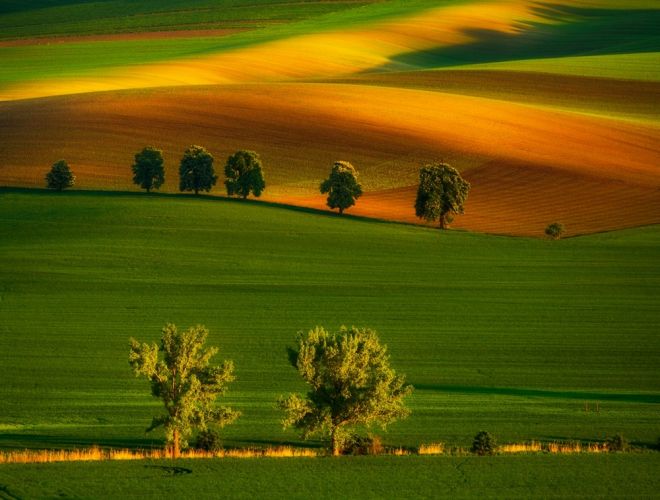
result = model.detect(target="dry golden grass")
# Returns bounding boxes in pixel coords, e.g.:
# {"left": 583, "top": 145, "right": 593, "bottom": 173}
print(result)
{"left": 546, "top": 442, "right": 609, "bottom": 454}
{"left": 0, "top": 441, "right": 623, "bottom": 463}
{"left": 0, "top": 446, "right": 317, "bottom": 464}
{"left": 499, "top": 442, "right": 543, "bottom": 454}
{"left": 418, "top": 443, "right": 445, "bottom": 455}
{"left": 1, "top": 83, "right": 658, "bottom": 237}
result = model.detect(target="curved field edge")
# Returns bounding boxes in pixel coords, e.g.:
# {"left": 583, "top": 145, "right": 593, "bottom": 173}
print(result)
{"left": 1, "top": 191, "right": 659, "bottom": 451}
{"left": 0, "top": 455, "right": 659, "bottom": 498}
{"left": 1, "top": 83, "right": 658, "bottom": 237}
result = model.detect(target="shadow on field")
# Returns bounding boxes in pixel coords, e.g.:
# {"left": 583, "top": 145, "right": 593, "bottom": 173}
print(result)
{"left": 0, "top": 433, "right": 158, "bottom": 450}
{"left": 0, "top": 186, "right": 407, "bottom": 229}
{"left": 414, "top": 384, "right": 660, "bottom": 404}
{"left": 382, "top": 4, "right": 660, "bottom": 70}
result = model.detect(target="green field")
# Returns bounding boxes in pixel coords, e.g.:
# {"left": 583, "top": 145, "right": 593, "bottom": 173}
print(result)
{"left": 1, "top": 189, "right": 659, "bottom": 452}
{"left": 2, "top": 455, "right": 660, "bottom": 498}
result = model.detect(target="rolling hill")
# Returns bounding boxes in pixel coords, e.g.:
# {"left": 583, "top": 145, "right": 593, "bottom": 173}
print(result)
{"left": 0, "top": 0, "right": 658, "bottom": 237}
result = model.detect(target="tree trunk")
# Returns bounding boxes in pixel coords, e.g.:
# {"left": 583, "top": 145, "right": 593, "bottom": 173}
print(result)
{"left": 172, "top": 429, "right": 181, "bottom": 458}
{"left": 331, "top": 426, "right": 341, "bottom": 456}
{"left": 243, "top": 193, "right": 248, "bottom": 200}
{"left": 194, "top": 188, "right": 199, "bottom": 195}
{"left": 338, "top": 207, "right": 343, "bottom": 215}
{"left": 439, "top": 212, "right": 446, "bottom": 230}
{"left": 147, "top": 186, "right": 151, "bottom": 193}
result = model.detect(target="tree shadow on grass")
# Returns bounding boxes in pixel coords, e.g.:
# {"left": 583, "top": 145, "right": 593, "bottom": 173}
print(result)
{"left": 413, "top": 384, "right": 660, "bottom": 404}
{"left": 0, "top": 433, "right": 159, "bottom": 450}
{"left": 0, "top": 186, "right": 413, "bottom": 230}
{"left": 380, "top": 3, "right": 660, "bottom": 71}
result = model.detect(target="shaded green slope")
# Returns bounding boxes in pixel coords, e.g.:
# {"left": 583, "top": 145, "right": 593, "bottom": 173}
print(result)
{"left": 385, "top": 5, "right": 660, "bottom": 70}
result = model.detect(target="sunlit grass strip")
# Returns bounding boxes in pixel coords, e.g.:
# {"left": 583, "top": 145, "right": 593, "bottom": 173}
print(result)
{"left": 0, "top": 446, "right": 318, "bottom": 464}
{"left": 418, "top": 443, "right": 445, "bottom": 455}
{"left": 545, "top": 442, "right": 609, "bottom": 454}
{"left": 499, "top": 441, "right": 543, "bottom": 453}
{"left": 498, "top": 441, "right": 609, "bottom": 454}
{"left": 0, "top": 441, "right": 626, "bottom": 464}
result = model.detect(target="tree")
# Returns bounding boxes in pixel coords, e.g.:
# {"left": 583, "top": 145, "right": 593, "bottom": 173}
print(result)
{"left": 132, "top": 146, "right": 165, "bottom": 193}
{"left": 545, "top": 222, "right": 564, "bottom": 240}
{"left": 179, "top": 145, "right": 217, "bottom": 195}
{"left": 278, "top": 326, "right": 413, "bottom": 456}
{"left": 224, "top": 150, "right": 266, "bottom": 199}
{"left": 415, "top": 163, "right": 470, "bottom": 229}
{"left": 129, "top": 324, "right": 239, "bottom": 457}
{"left": 471, "top": 431, "right": 496, "bottom": 455}
{"left": 45, "top": 160, "right": 75, "bottom": 191}
{"left": 320, "top": 161, "right": 363, "bottom": 215}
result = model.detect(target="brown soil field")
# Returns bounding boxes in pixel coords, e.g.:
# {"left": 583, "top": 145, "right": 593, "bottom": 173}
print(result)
{"left": 327, "top": 70, "right": 660, "bottom": 122}
{"left": 1, "top": 83, "right": 658, "bottom": 237}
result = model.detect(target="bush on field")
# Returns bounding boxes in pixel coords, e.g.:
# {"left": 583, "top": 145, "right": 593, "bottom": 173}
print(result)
{"left": 343, "top": 434, "right": 384, "bottom": 455}
{"left": 195, "top": 429, "right": 222, "bottom": 452}
{"left": 607, "top": 433, "right": 629, "bottom": 452}
{"left": 545, "top": 222, "right": 564, "bottom": 240}
{"left": 471, "top": 431, "right": 496, "bottom": 456}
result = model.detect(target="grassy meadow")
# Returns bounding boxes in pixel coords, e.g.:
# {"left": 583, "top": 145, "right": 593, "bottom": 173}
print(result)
{"left": 1, "top": 189, "right": 659, "bottom": 452}
{"left": 1, "top": 455, "right": 660, "bottom": 498}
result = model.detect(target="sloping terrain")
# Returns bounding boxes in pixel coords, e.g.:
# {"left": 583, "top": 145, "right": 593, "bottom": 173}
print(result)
{"left": 0, "top": 0, "right": 658, "bottom": 237}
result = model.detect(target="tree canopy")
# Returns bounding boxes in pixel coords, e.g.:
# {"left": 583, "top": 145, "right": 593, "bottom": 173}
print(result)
{"left": 320, "top": 161, "right": 363, "bottom": 215}
{"left": 179, "top": 145, "right": 217, "bottom": 195}
{"left": 278, "top": 326, "right": 413, "bottom": 456}
{"left": 132, "top": 146, "right": 165, "bottom": 193}
{"left": 129, "top": 324, "right": 239, "bottom": 457}
{"left": 545, "top": 222, "right": 565, "bottom": 240}
{"left": 414, "top": 163, "right": 470, "bottom": 229}
{"left": 224, "top": 150, "right": 266, "bottom": 199}
{"left": 45, "top": 159, "right": 75, "bottom": 191}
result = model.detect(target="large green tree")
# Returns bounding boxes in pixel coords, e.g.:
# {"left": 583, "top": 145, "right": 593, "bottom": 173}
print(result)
{"left": 415, "top": 163, "right": 470, "bottom": 229}
{"left": 224, "top": 150, "right": 266, "bottom": 199}
{"left": 132, "top": 146, "right": 165, "bottom": 193}
{"left": 278, "top": 326, "right": 413, "bottom": 456}
{"left": 179, "top": 145, "right": 217, "bottom": 195}
{"left": 45, "top": 159, "right": 75, "bottom": 191}
{"left": 129, "top": 324, "right": 239, "bottom": 457}
{"left": 320, "top": 161, "right": 363, "bottom": 215}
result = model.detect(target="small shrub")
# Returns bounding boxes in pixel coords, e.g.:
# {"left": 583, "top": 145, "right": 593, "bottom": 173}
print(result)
{"left": 471, "top": 431, "right": 496, "bottom": 456}
{"left": 607, "top": 433, "right": 629, "bottom": 452}
{"left": 343, "top": 434, "right": 384, "bottom": 455}
{"left": 195, "top": 429, "right": 222, "bottom": 452}
{"left": 545, "top": 222, "right": 565, "bottom": 240}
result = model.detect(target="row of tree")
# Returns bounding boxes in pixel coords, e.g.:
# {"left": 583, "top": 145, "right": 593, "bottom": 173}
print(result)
{"left": 129, "top": 324, "right": 412, "bottom": 457}
{"left": 46, "top": 150, "right": 473, "bottom": 229}
{"left": 134, "top": 146, "right": 266, "bottom": 197}
{"left": 45, "top": 146, "right": 267, "bottom": 198}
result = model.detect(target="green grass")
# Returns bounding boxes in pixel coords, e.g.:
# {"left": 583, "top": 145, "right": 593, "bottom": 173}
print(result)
{"left": 1, "top": 455, "right": 659, "bottom": 498}
{"left": 436, "top": 52, "right": 660, "bottom": 82}
{"left": 1, "top": 189, "right": 659, "bottom": 452}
